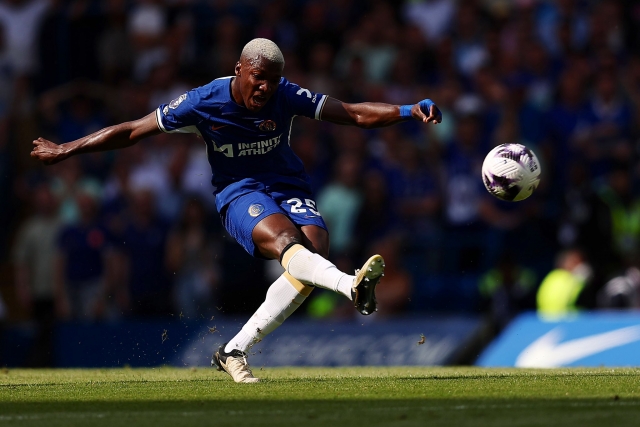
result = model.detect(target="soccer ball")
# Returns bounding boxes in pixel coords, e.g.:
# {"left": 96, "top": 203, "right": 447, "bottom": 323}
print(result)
{"left": 481, "top": 143, "right": 541, "bottom": 202}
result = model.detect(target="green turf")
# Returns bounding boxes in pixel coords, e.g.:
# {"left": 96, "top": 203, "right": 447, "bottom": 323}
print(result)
{"left": 1, "top": 367, "right": 639, "bottom": 426}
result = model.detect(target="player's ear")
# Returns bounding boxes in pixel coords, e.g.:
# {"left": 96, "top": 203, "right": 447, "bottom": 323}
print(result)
{"left": 235, "top": 62, "right": 242, "bottom": 77}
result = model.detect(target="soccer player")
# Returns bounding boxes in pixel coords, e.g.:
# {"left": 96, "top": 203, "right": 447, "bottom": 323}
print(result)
{"left": 31, "top": 38, "right": 442, "bottom": 382}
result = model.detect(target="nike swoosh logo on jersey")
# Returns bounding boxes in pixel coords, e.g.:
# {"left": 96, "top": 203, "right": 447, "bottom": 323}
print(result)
{"left": 211, "top": 124, "right": 228, "bottom": 131}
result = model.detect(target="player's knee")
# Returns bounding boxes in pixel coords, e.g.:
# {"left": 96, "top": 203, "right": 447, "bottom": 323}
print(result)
{"left": 274, "top": 229, "right": 303, "bottom": 258}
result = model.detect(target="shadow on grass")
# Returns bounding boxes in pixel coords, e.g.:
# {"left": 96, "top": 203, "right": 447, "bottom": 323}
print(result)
{"left": 1, "top": 398, "right": 639, "bottom": 427}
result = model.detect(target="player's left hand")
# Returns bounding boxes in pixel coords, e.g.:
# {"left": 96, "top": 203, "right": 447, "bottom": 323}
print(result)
{"left": 412, "top": 99, "right": 442, "bottom": 124}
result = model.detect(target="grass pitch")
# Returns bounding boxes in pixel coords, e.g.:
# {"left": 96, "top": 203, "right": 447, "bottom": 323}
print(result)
{"left": 1, "top": 367, "right": 639, "bottom": 426}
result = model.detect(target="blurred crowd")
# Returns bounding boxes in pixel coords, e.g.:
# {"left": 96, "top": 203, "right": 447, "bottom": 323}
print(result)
{"left": 1, "top": 0, "right": 640, "bottom": 335}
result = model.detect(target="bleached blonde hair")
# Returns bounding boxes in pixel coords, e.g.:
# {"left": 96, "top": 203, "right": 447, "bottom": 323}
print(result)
{"left": 240, "top": 38, "right": 285, "bottom": 66}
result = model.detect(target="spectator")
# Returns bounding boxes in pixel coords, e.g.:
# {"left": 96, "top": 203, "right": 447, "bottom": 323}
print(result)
{"left": 354, "top": 169, "right": 397, "bottom": 255}
{"left": 597, "top": 164, "right": 640, "bottom": 265}
{"left": 403, "top": 0, "right": 456, "bottom": 46}
{"left": 544, "top": 69, "right": 587, "bottom": 186}
{"left": 147, "top": 62, "right": 190, "bottom": 114}
{"left": 518, "top": 41, "right": 556, "bottom": 145}
{"left": 452, "top": 2, "right": 488, "bottom": 77}
{"left": 557, "top": 161, "right": 614, "bottom": 282}
{"left": 204, "top": 15, "right": 243, "bottom": 78}
{"left": 368, "top": 235, "right": 412, "bottom": 317}
{"left": 0, "top": 0, "right": 49, "bottom": 75}
{"left": 43, "top": 91, "right": 111, "bottom": 180}
{"left": 390, "top": 139, "right": 440, "bottom": 237}
{"left": 306, "top": 42, "right": 337, "bottom": 96}
{"left": 577, "top": 71, "right": 634, "bottom": 178}
{"left": 290, "top": 131, "right": 330, "bottom": 191}
{"left": 441, "top": 105, "right": 487, "bottom": 229}
{"left": 12, "top": 184, "right": 60, "bottom": 365}
{"left": 427, "top": 77, "right": 460, "bottom": 147}
{"left": 54, "top": 185, "right": 112, "bottom": 320}
{"left": 253, "top": 0, "right": 297, "bottom": 52}
{"left": 113, "top": 187, "right": 171, "bottom": 317}
{"left": 97, "top": 0, "right": 133, "bottom": 84}
{"left": 316, "top": 154, "right": 363, "bottom": 256}
{"left": 166, "top": 197, "right": 220, "bottom": 318}
{"left": 128, "top": 1, "right": 167, "bottom": 82}
{"left": 295, "top": 0, "right": 340, "bottom": 57}
{"left": 535, "top": 0, "right": 590, "bottom": 57}
{"left": 597, "top": 265, "right": 640, "bottom": 310}
{"left": 537, "top": 249, "right": 593, "bottom": 316}
{"left": 0, "top": 21, "right": 16, "bottom": 120}
{"left": 179, "top": 139, "right": 219, "bottom": 211}
{"left": 334, "top": 3, "right": 399, "bottom": 84}
{"left": 127, "top": 137, "right": 174, "bottom": 210}
{"left": 154, "top": 140, "right": 189, "bottom": 222}
{"left": 383, "top": 50, "right": 422, "bottom": 106}
{"left": 479, "top": 254, "right": 537, "bottom": 332}
{"left": 586, "top": 1, "right": 625, "bottom": 54}
{"left": 48, "top": 156, "right": 102, "bottom": 225}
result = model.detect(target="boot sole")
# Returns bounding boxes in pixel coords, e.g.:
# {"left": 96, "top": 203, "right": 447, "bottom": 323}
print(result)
{"left": 353, "top": 254, "right": 385, "bottom": 315}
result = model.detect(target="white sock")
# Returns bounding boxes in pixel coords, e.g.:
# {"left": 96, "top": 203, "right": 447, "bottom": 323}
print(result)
{"left": 224, "top": 273, "right": 311, "bottom": 353}
{"left": 282, "top": 246, "right": 354, "bottom": 299}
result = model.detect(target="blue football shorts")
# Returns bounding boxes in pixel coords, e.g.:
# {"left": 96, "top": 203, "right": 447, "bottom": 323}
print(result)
{"left": 220, "top": 186, "right": 328, "bottom": 259}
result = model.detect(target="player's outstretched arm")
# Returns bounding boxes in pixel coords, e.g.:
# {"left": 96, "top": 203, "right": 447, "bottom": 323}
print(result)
{"left": 320, "top": 97, "right": 442, "bottom": 129}
{"left": 31, "top": 112, "right": 161, "bottom": 165}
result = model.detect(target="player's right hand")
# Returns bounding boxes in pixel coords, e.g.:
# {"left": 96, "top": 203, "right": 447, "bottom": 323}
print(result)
{"left": 412, "top": 99, "right": 442, "bottom": 124}
{"left": 31, "top": 137, "right": 68, "bottom": 165}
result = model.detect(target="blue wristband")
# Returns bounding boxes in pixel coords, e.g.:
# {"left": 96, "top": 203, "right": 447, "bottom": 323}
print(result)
{"left": 399, "top": 104, "right": 413, "bottom": 118}
{"left": 400, "top": 99, "right": 437, "bottom": 119}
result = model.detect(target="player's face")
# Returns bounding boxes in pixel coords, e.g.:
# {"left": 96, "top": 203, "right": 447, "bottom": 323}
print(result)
{"left": 236, "top": 58, "right": 283, "bottom": 111}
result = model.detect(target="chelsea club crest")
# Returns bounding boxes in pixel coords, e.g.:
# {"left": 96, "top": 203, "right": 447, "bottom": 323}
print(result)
{"left": 258, "top": 120, "right": 276, "bottom": 132}
{"left": 248, "top": 204, "right": 265, "bottom": 217}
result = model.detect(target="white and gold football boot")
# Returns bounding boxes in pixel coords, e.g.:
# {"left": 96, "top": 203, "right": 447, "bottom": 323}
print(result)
{"left": 211, "top": 344, "right": 260, "bottom": 383}
{"left": 352, "top": 254, "right": 385, "bottom": 315}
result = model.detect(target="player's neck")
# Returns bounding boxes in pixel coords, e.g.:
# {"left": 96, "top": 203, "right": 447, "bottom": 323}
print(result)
{"left": 229, "top": 77, "right": 246, "bottom": 108}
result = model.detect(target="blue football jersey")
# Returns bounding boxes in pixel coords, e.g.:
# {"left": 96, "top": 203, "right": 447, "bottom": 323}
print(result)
{"left": 155, "top": 77, "right": 327, "bottom": 212}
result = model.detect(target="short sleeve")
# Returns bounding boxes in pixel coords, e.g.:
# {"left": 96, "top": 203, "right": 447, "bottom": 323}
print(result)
{"left": 156, "top": 90, "right": 203, "bottom": 136}
{"left": 280, "top": 79, "right": 327, "bottom": 120}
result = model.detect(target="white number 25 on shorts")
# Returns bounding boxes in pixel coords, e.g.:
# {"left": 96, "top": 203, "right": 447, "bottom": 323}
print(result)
{"left": 286, "top": 198, "right": 321, "bottom": 216}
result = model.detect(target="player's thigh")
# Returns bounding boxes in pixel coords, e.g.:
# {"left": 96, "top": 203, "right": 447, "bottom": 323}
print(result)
{"left": 222, "top": 191, "right": 299, "bottom": 259}
{"left": 251, "top": 213, "right": 303, "bottom": 259}
{"left": 273, "top": 187, "right": 330, "bottom": 256}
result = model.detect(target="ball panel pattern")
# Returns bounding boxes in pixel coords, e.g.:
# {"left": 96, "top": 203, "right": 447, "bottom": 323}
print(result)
{"left": 482, "top": 143, "right": 541, "bottom": 202}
